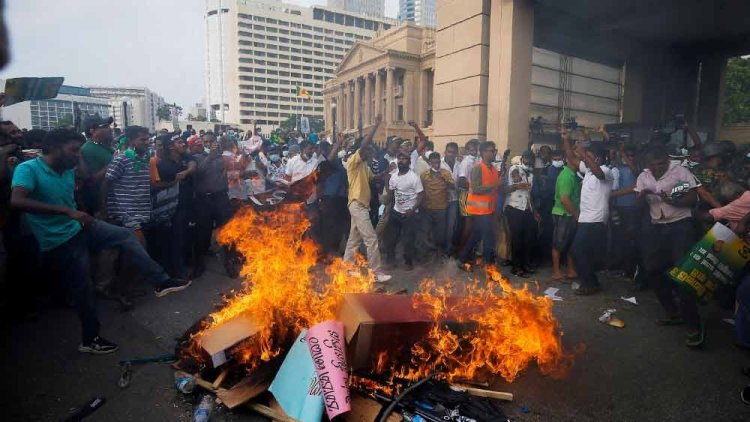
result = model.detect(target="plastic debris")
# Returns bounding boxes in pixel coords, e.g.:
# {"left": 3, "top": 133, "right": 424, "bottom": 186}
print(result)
{"left": 620, "top": 296, "right": 638, "bottom": 305}
{"left": 598, "top": 309, "right": 625, "bottom": 328}
{"left": 543, "top": 287, "right": 563, "bottom": 301}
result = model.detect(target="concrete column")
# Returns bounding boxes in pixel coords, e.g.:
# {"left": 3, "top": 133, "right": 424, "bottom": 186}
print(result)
{"left": 486, "top": 0, "right": 534, "bottom": 155}
{"left": 385, "top": 67, "right": 395, "bottom": 123}
{"left": 364, "top": 74, "right": 372, "bottom": 125}
{"left": 403, "top": 70, "right": 416, "bottom": 123}
{"left": 432, "top": 0, "right": 491, "bottom": 148}
{"left": 338, "top": 85, "right": 345, "bottom": 130}
{"left": 348, "top": 81, "right": 356, "bottom": 129}
{"left": 374, "top": 70, "right": 383, "bottom": 118}
{"left": 354, "top": 77, "right": 362, "bottom": 130}
{"left": 696, "top": 55, "right": 728, "bottom": 139}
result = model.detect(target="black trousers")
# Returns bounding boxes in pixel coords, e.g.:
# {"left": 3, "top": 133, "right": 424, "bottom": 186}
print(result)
{"left": 385, "top": 211, "right": 417, "bottom": 265}
{"left": 319, "top": 196, "right": 350, "bottom": 256}
{"left": 641, "top": 219, "right": 700, "bottom": 330}
{"left": 193, "top": 191, "right": 233, "bottom": 262}
{"left": 505, "top": 206, "right": 536, "bottom": 271}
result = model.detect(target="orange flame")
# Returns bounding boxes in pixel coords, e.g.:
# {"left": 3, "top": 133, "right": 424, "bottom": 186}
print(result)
{"left": 187, "top": 204, "right": 575, "bottom": 384}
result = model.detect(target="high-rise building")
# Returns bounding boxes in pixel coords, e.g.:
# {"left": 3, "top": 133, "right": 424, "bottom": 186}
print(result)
{"left": 204, "top": 0, "right": 396, "bottom": 133}
{"left": 328, "top": 0, "right": 385, "bottom": 18}
{"left": 86, "top": 86, "right": 166, "bottom": 131}
{"left": 398, "top": 0, "right": 436, "bottom": 28}
{"left": 0, "top": 84, "right": 111, "bottom": 131}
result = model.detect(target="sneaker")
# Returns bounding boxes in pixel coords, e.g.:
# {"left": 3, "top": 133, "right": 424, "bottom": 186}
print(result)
{"left": 154, "top": 279, "right": 192, "bottom": 298}
{"left": 375, "top": 273, "right": 392, "bottom": 283}
{"left": 685, "top": 323, "right": 705, "bottom": 349}
{"left": 78, "top": 336, "right": 119, "bottom": 355}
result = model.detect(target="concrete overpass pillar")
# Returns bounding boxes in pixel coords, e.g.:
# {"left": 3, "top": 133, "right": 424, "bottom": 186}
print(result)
{"left": 696, "top": 55, "right": 728, "bottom": 139}
{"left": 432, "top": 0, "right": 491, "bottom": 149}
{"left": 486, "top": 0, "right": 534, "bottom": 155}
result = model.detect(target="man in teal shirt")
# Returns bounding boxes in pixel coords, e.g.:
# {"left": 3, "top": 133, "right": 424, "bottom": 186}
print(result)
{"left": 11, "top": 129, "right": 191, "bottom": 354}
{"left": 551, "top": 161, "right": 581, "bottom": 281}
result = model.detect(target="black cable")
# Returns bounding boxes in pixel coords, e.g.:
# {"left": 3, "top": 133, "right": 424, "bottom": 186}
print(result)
{"left": 376, "top": 373, "right": 435, "bottom": 422}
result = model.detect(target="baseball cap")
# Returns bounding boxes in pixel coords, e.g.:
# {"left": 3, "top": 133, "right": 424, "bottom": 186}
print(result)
{"left": 83, "top": 115, "right": 113, "bottom": 133}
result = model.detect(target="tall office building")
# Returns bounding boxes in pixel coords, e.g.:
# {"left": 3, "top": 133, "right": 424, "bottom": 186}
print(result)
{"left": 0, "top": 84, "right": 111, "bottom": 131}
{"left": 328, "top": 0, "right": 385, "bottom": 18}
{"left": 398, "top": 0, "right": 436, "bottom": 28}
{"left": 204, "top": 0, "right": 395, "bottom": 132}
{"left": 86, "top": 86, "right": 166, "bottom": 131}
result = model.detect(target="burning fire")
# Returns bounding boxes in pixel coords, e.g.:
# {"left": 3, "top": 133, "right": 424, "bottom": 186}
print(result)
{"left": 185, "top": 204, "right": 575, "bottom": 385}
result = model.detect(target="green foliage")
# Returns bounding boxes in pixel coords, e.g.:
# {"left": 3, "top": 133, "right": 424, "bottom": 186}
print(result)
{"left": 724, "top": 56, "right": 750, "bottom": 124}
{"left": 55, "top": 113, "right": 74, "bottom": 128}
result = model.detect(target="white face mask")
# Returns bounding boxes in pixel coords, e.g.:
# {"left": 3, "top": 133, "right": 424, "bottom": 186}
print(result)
{"left": 337, "top": 150, "right": 346, "bottom": 159}
{"left": 551, "top": 160, "right": 564, "bottom": 168}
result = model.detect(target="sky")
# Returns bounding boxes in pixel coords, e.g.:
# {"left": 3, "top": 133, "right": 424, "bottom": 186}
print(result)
{"left": 0, "top": 0, "right": 398, "bottom": 111}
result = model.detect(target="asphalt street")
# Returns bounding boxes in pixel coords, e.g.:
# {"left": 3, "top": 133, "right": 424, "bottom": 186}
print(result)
{"left": 2, "top": 255, "right": 750, "bottom": 421}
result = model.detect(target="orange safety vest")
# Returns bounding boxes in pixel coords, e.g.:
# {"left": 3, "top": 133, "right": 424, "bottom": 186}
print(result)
{"left": 465, "top": 161, "right": 499, "bottom": 215}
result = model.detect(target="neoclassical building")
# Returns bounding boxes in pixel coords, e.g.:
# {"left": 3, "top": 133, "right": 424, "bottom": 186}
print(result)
{"left": 323, "top": 23, "right": 435, "bottom": 145}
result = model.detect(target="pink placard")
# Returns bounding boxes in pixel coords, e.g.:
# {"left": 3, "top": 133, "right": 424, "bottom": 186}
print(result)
{"left": 306, "top": 321, "right": 351, "bottom": 419}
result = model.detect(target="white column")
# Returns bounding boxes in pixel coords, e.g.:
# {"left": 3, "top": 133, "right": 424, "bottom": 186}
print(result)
{"left": 364, "top": 74, "right": 372, "bottom": 125}
{"left": 385, "top": 67, "right": 395, "bottom": 124}
{"left": 353, "top": 77, "right": 362, "bottom": 130}
{"left": 374, "top": 70, "right": 383, "bottom": 119}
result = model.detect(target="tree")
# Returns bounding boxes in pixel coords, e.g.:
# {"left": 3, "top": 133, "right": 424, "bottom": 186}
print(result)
{"left": 156, "top": 103, "right": 184, "bottom": 121}
{"left": 723, "top": 56, "right": 750, "bottom": 124}
{"left": 279, "top": 114, "right": 324, "bottom": 134}
{"left": 156, "top": 105, "right": 172, "bottom": 121}
{"left": 55, "top": 113, "right": 74, "bottom": 128}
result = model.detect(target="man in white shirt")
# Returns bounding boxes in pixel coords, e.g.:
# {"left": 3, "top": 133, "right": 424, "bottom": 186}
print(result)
{"left": 384, "top": 152, "right": 424, "bottom": 270}
{"left": 562, "top": 131, "right": 614, "bottom": 295}
{"left": 284, "top": 141, "right": 320, "bottom": 183}
{"left": 504, "top": 152, "right": 539, "bottom": 278}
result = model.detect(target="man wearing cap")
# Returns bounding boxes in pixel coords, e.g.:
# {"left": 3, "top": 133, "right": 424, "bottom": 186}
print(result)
{"left": 80, "top": 115, "right": 114, "bottom": 215}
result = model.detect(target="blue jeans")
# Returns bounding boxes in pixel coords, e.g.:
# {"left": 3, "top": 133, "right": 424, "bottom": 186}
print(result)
{"left": 459, "top": 214, "right": 495, "bottom": 264}
{"left": 43, "top": 220, "right": 169, "bottom": 343}
{"left": 572, "top": 222, "right": 607, "bottom": 289}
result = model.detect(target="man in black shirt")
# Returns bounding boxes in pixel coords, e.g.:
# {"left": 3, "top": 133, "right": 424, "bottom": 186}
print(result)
{"left": 192, "top": 133, "right": 233, "bottom": 278}
{"left": 154, "top": 134, "right": 196, "bottom": 280}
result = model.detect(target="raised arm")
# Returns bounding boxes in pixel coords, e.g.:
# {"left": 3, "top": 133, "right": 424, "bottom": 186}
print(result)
{"left": 359, "top": 115, "right": 382, "bottom": 153}
{"left": 560, "top": 129, "right": 580, "bottom": 170}
{"left": 408, "top": 121, "right": 427, "bottom": 156}
{"left": 327, "top": 132, "right": 345, "bottom": 162}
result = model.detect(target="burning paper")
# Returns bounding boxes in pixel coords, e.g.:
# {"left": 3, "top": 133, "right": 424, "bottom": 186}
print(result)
{"left": 269, "top": 330, "right": 324, "bottom": 422}
{"left": 307, "top": 321, "right": 351, "bottom": 419}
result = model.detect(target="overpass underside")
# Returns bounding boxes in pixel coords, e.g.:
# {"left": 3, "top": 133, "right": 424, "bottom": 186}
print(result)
{"left": 432, "top": 0, "right": 750, "bottom": 152}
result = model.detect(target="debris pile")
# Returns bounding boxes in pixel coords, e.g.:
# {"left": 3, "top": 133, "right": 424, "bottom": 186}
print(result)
{"left": 171, "top": 202, "right": 574, "bottom": 421}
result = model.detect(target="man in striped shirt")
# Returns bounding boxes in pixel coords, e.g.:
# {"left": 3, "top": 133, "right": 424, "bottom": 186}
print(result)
{"left": 100, "top": 126, "right": 152, "bottom": 244}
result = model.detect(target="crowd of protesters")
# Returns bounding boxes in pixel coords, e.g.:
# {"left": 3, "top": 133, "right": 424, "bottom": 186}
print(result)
{"left": 3, "top": 112, "right": 750, "bottom": 365}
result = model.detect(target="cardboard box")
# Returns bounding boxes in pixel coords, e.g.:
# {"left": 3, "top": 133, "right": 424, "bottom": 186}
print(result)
{"left": 338, "top": 294, "right": 475, "bottom": 370}
{"left": 200, "top": 313, "right": 261, "bottom": 367}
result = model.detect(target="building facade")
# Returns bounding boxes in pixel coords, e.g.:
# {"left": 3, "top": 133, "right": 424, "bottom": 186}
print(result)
{"left": 204, "top": 0, "right": 396, "bottom": 133}
{"left": 86, "top": 86, "right": 166, "bottom": 131}
{"left": 323, "top": 22, "right": 435, "bottom": 144}
{"left": 328, "top": 0, "right": 385, "bottom": 18}
{"left": 0, "top": 84, "right": 110, "bottom": 131}
{"left": 399, "top": 0, "right": 436, "bottom": 28}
